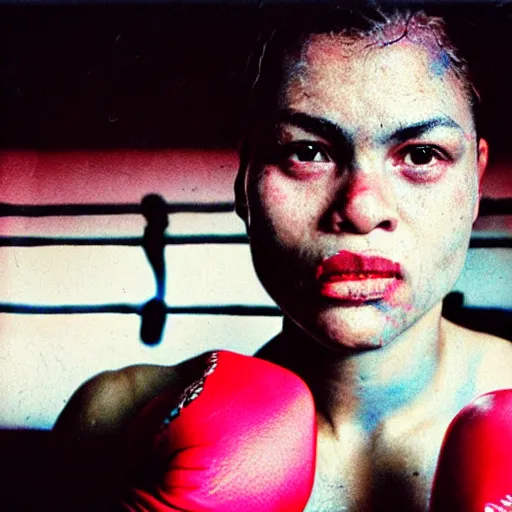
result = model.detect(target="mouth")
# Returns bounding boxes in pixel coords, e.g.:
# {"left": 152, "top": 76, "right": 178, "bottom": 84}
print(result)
{"left": 316, "top": 251, "right": 402, "bottom": 303}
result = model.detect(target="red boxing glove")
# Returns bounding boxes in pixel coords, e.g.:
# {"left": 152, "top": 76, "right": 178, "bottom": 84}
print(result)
{"left": 430, "top": 389, "right": 512, "bottom": 512}
{"left": 120, "top": 351, "right": 317, "bottom": 512}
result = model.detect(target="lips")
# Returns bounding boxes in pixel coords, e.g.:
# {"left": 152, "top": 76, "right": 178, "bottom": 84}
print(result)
{"left": 316, "top": 251, "right": 402, "bottom": 302}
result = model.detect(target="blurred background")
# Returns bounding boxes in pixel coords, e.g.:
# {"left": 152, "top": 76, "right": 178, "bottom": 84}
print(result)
{"left": 0, "top": 1, "right": 510, "bottom": 509}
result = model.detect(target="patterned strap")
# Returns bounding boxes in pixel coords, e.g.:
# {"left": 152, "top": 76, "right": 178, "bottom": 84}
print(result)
{"left": 160, "top": 352, "right": 219, "bottom": 428}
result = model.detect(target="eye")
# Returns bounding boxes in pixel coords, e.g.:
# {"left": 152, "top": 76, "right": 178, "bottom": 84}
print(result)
{"left": 396, "top": 144, "right": 453, "bottom": 183}
{"left": 402, "top": 145, "right": 446, "bottom": 166}
{"left": 283, "top": 142, "right": 331, "bottom": 163}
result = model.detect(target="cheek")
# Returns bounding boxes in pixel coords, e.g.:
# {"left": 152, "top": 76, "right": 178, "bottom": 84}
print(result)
{"left": 254, "top": 169, "right": 320, "bottom": 233}
{"left": 444, "top": 185, "right": 474, "bottom": 254}
{"left": 392, "top": 177, "right": 474, "bottom": 301}
{"left": 406, "top": 172, "right": 475, "bottom": 238}
{"left": 453, "top": 186, "right": 466, "bottom": 207}
{"left": 413, "top": 184, "right": 474, "bottom": 295}
{"left": 252, "top": 172, "right": 290, "bottom": 228}
{"left": 247, "top": 170, "right": 302, "bottom": 248}
{"left": 426, "top": 188, "right": 470, "bottom": 235}
{"left": 451, "top": 176, "right": 478, "bottom": 240}
{"left": 262, "top": 179, "right": 289, "bottom": 207}
{"left": 453, "top": 180, "right": 477, "bottom": 211}
{"left": 425, "top": 187, "right": 472, "bottom": 252}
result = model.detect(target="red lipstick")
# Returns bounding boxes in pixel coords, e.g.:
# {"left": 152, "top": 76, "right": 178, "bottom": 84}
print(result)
{"left": 316, "top": 251, "right": 402, "bottom": 302}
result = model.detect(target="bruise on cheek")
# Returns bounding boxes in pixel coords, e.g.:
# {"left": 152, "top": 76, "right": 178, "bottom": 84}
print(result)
{"left": 269, "top": 186, "right": 289, "bottom": 205}
{"left": 261, "top": 173, "right": 289, "bottom": 206}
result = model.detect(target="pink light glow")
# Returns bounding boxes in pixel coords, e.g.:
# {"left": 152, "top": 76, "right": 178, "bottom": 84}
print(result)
{"left": 0, "top": 149, "right": 239, "bottom": 205}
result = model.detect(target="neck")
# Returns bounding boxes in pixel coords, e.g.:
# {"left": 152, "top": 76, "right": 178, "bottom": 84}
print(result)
{"left": 272, "top": 306, "right": 446, "bottom": 436}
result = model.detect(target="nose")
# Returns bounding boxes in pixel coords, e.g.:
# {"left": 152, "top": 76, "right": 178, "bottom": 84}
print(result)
{"left": 325, "top": 168, "right": 398, "bottom": 235}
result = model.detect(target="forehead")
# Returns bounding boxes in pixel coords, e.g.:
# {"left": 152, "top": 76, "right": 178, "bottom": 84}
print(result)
{"left": 280, "top": 34, "right": 473, "bottom": 134}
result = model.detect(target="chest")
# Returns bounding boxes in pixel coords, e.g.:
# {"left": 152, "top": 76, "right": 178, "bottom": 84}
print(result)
{"left": 304, "top": 420, "right": 449, "bottom": 512}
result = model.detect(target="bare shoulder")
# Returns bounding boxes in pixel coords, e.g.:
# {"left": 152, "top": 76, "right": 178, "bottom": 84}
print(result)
{"left": 53, "top": 363, "right": 177, "bottom": 439}
{"left": 50, "top": 352, "right": 215, "bottom": 509}
{"left": 448, "top": 321, "right": 512, "bottom": 393}
{"left": 52, "top": 354, "right": 212, "bottom": 440}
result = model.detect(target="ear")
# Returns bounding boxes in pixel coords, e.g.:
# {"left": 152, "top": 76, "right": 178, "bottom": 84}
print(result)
{"left": 473, "top": 138, "right": 489, "bottom": 222}
{"left": 235, "top": 141, "right": 250, "bottom": 229}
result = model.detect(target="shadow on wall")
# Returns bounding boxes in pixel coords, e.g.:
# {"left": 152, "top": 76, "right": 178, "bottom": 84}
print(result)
{"left": 443, "top": 292, "right": 512, "bottom": 341}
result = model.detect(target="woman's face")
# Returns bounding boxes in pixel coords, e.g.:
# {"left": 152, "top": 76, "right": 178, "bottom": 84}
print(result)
{"left": 242, "top": 34, "right": 487, "bottom": 351}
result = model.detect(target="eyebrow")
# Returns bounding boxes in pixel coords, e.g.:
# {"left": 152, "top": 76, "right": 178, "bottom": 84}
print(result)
{"left": 276, "top": 109, "right": 464, "bottom": 147}
{"left": 380, "top": 117, "right": 464, "bottom": 144}
{"left": 276, "top": 110, "right": 354, "bottom": 149}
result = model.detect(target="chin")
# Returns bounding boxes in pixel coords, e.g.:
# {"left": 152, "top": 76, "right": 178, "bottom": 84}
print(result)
{"left": 298, "top": 303, "right": 403, "bottom": 352}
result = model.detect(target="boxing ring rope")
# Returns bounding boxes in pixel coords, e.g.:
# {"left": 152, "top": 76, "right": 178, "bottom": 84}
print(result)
{"left": 0, "top": 201, "right": 235, "bottom": 216}
{"left": 0, "top": 304, "right": 282, "bottom": 316}
{"left": 479, "top": 198, "right": 512, "bottom": 216}
{"left": 0, "top": 235, "right": 248, "bottom": 247}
